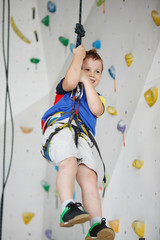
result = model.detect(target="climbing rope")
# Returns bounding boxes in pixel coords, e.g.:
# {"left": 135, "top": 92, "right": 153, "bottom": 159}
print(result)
{"left": 0, "top": 0, "right": 14, "bottom": 240}
{"left": 74, "top": 0, "right": 85, "bottom": 99}
{"left": 75, "top": 0, "right": 85, "bottom": 47}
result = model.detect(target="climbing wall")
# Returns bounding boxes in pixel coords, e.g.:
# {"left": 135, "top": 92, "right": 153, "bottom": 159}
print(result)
{"left": 0, "top": 0, "right": 160, "bottom": 240}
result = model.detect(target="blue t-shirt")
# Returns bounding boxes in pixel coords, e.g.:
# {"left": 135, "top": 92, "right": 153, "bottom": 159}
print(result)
{"left": 41, "top": 79, "right": 106, "bottom": 136}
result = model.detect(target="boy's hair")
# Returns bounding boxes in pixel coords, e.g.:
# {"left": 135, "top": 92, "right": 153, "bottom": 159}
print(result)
{"left": 84, "top": 49, "right": 103, "bottom": 72}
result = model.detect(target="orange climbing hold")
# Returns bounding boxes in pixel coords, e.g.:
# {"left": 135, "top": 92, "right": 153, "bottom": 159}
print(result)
{"left": 20, "top": 126, "right": 33, "bottom": 134}
{"left": 108, "top": 219, "right": 120, "bottom": 233}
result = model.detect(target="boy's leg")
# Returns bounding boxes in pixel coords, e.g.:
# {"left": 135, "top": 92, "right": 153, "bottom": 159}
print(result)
{"left": 56, "top": 157, "right": 77, "bottom": 203}
{"left": 76, "top": 164, "right": 102, "bottom": 218}
{"left": 56, "top": 157, "right": 91, "bottom": 227}
{"left": 76, "top": 164, "right": 115, "bottom": 240}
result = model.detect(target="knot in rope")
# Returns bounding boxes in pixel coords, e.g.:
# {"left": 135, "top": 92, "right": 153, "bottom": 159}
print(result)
{"left": 75, "top": 23, "right": 85, "bottom": 38}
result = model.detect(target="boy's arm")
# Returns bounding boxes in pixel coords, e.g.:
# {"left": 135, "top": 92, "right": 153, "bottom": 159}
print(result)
{"left": 80, "top": 71, "right": 104, "bottom": 116}
{"left": 62, "top": 45, "right": 86, "bottom": 92}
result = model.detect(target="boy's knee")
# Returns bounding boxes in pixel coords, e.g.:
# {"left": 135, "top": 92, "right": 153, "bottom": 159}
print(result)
{"left": 77, "top": 166, "right": 97, "bottom": 186}
{"left": 59, "top": 157, "right": 77, "bottom": 170}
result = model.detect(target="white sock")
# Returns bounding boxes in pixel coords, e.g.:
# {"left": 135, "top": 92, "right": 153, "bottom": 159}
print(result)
{"left": 61, "top": 199, "right": 75, "bottom": 212}
{"left": 90, "top": 217, "right": 102, "bottom": 227}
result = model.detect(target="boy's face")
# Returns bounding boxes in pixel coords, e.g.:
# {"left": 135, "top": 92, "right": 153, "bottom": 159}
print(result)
{"left": 82, "top": 58, "right": 102, "bottom": 87}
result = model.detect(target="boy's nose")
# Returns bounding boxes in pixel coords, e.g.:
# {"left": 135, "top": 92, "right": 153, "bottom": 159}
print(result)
{"left": 89, "top": 71, "right": 94, "bottom": 77}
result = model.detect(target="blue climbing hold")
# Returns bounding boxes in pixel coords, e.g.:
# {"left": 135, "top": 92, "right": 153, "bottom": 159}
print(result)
{"left": 47, "top": 1, "right": 56, "bottom": 13}
{"left": 108, "top": 65, "right": 116, "bottom": 80}
{"left": 92, "top": 40, "right": 101, "bottom": 49}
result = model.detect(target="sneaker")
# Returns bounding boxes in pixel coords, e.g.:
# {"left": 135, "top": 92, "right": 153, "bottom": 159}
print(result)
{"left": 85, "top": 218, "right": 115, "bottom": 240}
{"left": 60, "top": 202, "right": 91, "bottom": 227}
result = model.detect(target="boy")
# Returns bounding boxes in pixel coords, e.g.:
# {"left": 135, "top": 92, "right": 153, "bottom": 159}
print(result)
{"left": 41, "top": 45, "right": 115, "bottom": 240}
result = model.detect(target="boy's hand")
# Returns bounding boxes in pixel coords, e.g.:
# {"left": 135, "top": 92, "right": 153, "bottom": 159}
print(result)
{"left": 79, "top": 70, "right": 89, "bottom": 84}
{"left": 73, "top": 44, "right": 86, "bottom": 60}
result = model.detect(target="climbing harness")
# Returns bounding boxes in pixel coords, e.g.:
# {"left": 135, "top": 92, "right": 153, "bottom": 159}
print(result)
{"left": 41, "top": 0, "right": 106, "bottom": 187}
{"left": 41, "top": 92, "right": 107, "bottom": 185}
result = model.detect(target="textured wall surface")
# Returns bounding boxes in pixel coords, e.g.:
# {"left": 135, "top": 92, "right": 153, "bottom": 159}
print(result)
{"left": 0, "top": 0, "right": 160, "bottom": 239}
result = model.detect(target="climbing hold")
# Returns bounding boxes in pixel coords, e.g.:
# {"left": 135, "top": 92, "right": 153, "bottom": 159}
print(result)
{"left": 20, "top": 126, "right": 33, "bottom": 134}
{"left": 132, "top": 220, "right": 145, "bottom": 238}
{"left": 107, "top": 106, "right": 118, "bottom": 115}
{"left": 108, "top": 65, "right": 116, "bottom": 80}
{"left": 144, "top": 87, "right": 158, "bottom": 107}
{"left": 96, "top": 0, "right": 104, "bottom": 7}
{"left": 30, "top": 58, "right": 40, "bottom": 64}
{"left": 22, "top": 213, "right": 35, "bottom": 224}
{"left": 41, "top": 15, "right": 50, "bottom": 26}
{"left": 151, "top": 10, "right": 160, "bottom": 26}
{"left": 10, "top": 17, "right": 31, "bottom": 44}
{"left": 108, "top": 65, "right": 116, "bottom": 92}
{"left": 59, "top": 36, "right": 69, "bottom": 47}
{"left": 45, "top": 229, "right": 52, "bottom": 239}
{"left": 55, "top": 189, "right": 58, "bottom": 197}
{"left": 103, "top": 173, "right": 110, "bottom": 188}
{"left": 132, "top": 160, "right": 144, "bottom": 169}
{"left": 55, "top": 166, "right": 59, "bottom": 172}
{"left": 47, "top": 1, "right": 56, "bottom": 13}
{"left": 117, "top": 120, "right": 126, "bottom": 147}
{"left": 70, "top": 43, "right": 76, "bottom": 53}
{"left": 41, "top": 180, "right": 50, "bottom": 192}
{"left": 30, "top": 58, "right": 40, "bottom": 69}
{"left": 55, "top": 189, "right": 58, "bottom": 208}
{"left": 96, "top": 0, "right": 106, "bottom": 14}
{"left": 32, "top": 7, "right": 35, "bottom": 19}
{"left": 34, "top": 30, "right": 38, "bottom": 42}
{"left": 92, "top": 40, "right": 101, "bottom": 49}
{"left": 108, "top": 219, "right": 120, "bottom": 233}
{"left": 125, "top": 53, "right": 134, "bottom": 67}
{"left": 98, "top": 186, "right": 103, "bottom": 198}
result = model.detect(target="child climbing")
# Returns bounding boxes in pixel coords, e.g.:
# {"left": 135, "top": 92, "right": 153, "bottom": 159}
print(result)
{"left": 41, "top": 44, "right": 115, "bottom": 240}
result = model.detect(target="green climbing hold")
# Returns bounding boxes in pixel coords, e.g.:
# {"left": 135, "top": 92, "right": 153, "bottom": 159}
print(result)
{"left": 41, "top": 180, "right": 50, "bottom": 192}
{"left": 96, "top": 0, "right": 105, "bottom": 7}
{"left": 41, "top": 15, "right": 50, "bottom": 26}
{"left": 59, "top": 36, "right": 69, "bottom": 47}
{"left": 30, "top": 58, "right": 40, "bottom": 64}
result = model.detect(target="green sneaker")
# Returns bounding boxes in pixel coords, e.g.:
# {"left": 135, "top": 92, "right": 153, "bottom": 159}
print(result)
{"left": 60, "top": 202, "right": 91, "bottom": 227}
{"left": 85, "top": 218, "right": 115, "bottom": 240}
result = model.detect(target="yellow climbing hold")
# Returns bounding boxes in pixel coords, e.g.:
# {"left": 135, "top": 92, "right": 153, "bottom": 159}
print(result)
{"left": 132, "top": 220, "right": 145, "bottom": 237}
{"left": 10, "top": 17, "right": 31, "bottom": 44}
{"left": 20, "top": 126, "right": 33, "bottom": 134}
{"left": 132, "top": 160, "right": 144, "bottom": 169}
{"left": 151, "top": 10, "right": 160, "bottom": 26}
{"left": 107, "top": 106, "right": 118, "bottom": 115}
{"left": 22, "top": 213, "right": 35, "bottom": 224}
{"left": 125, "top": 53, "right": 134, "bottom": 67}
{"left": 144, "top": 87, "right": 158, "bottom": 107}
{"left": 108, "top": 219, "right": 120, "bottom": 233}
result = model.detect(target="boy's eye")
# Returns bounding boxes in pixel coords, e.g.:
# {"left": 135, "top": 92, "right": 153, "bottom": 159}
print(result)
{"left": 96, "top": 70, "right": 100, "bottom": 74}
{"left": 85, "top": 68, "right": 90, "bottom": 71}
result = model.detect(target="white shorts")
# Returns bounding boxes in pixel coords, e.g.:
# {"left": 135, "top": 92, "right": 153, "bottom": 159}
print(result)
{"left": 42, "top": 122, "right": 97, "bottom": 174}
